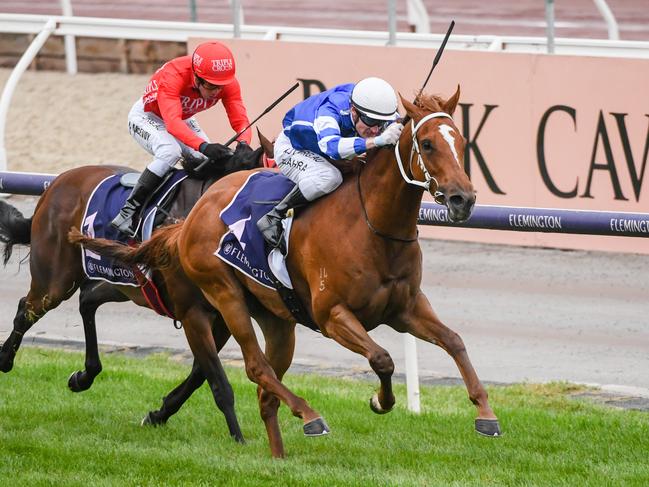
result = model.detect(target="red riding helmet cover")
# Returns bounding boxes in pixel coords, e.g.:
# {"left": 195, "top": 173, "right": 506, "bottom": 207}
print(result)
{"left": 191, "top": 42, "right": 236, "bottom": 85}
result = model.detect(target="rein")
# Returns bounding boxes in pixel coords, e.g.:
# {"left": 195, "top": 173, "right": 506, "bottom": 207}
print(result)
{"left": 357, "top": 164, "right": 418, "bottom": 243}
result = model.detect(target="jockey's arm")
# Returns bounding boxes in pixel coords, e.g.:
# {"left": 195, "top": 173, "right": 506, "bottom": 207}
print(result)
{"left": 314, "top": 105, "right": 367, "bottom": 160}
{"left": 221, "top": 80, "right": 253, "bottom": 144}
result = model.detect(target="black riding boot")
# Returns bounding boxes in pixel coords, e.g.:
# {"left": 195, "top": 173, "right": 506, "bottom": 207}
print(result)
{"left": 111, "top": 168, "right": 164, "bottom": 235}
{"left": 256, "top": 185, "right": 309, "bottom": 250}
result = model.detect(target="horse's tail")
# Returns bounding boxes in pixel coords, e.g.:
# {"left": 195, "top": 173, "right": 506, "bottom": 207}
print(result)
{"left": 0, "top": 200, "right": 32, "bottom": 265}
{"left": 68, "top": 222, "right": 183, "bottom": 269}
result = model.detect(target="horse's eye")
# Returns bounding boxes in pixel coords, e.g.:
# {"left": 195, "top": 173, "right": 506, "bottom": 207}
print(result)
{"left": 421, "top": 139, "right": 433, "bottom": 152}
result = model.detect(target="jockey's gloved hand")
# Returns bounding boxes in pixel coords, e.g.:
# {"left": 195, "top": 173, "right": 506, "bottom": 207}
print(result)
{"left": 374, "top": 122, "right": 404, "bottom": 147}
{"left": 200, "top": 142, "right": 234, "bottom": 161}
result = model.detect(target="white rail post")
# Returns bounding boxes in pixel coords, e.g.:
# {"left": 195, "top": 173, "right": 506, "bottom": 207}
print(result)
{"left": 545, "top": 0, "right": 555, "bottom": 54}
{"left": 593, "top": 0, "right": 620, "bottom": 40}
{"left": 387, "top": 0, "right": 397, "bottom": 45}
{"left": 404, "top": 334, "right": 421, "bottom": 413}
{"left": 59, "top": 0, "right": 77, "bottom": 74}
{"left": 407, "top": 0, "right": 430, "bottom": 33}
{"left": 231, "top": 0, "right": 243, "bottom": 38}
{"left": 0, "top": 18, "right": 56, "bottom": 171}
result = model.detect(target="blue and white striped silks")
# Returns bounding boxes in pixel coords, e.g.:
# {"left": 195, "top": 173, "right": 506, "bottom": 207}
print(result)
{"left": 282, "top": 83, "right": 390, "bottom": 160}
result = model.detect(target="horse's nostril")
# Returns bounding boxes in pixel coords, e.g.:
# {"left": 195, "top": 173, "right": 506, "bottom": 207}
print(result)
{"left": 448, "top": 194, "right": 465, "bottom": 209}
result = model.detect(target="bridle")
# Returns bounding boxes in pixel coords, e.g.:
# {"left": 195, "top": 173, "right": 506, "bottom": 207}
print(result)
{"left": 357, "top": 111, "right": 454, "bottom": 243}
{"left": 395, "top": 111, "right": 453, "bottom": 205}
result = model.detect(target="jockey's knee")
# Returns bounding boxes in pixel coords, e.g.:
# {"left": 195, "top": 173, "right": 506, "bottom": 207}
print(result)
{"left": 148, "top": 144, "right": 182, "bottom": 176}
{"left": 312, "top": 169, "right": 343, "bottom": 197}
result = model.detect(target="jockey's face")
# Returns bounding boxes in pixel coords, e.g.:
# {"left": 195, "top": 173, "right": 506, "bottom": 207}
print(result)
{"left": 195, "top": 76, "right": 223, "bottom": 100}
{"left": 352, "top": 107, "right": 384, "bottom": 138}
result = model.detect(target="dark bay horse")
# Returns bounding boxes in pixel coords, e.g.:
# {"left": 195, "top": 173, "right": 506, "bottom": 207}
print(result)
{"left": 72, "top": 87, "right": 501, "bottom": 458}
{"left": 0, "top": 141, "right": 271, "bottom": 442}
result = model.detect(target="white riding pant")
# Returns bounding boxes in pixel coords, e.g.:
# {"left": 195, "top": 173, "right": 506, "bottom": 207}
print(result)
{"left": 127, "top": 99, "right": 209, "bottom": 177}
{"left": 273, "top": 131, "right": 343, "bottom": 201}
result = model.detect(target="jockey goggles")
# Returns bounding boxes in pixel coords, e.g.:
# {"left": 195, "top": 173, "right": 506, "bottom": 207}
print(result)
{"left": 357, "top": 111, "right": 390, "bottom": 129}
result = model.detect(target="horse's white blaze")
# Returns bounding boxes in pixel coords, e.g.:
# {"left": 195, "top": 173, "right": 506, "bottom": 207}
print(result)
{"left": 439, "top": 124, "right": 460, "bottom": 167}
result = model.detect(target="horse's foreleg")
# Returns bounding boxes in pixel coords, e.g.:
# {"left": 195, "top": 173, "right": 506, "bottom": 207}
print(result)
{"left": 402, "top": 292, "right": 501, "bottom": 436}
{"left": 143, "top": 313, "right": 233, "bottom": 428}
{"left": 69, "top": 282, "right": 128, "bottom": 392}
{"left": 181, "top": 309, "right": 244, "bottom": 443}
{"left": 142, "top": 359, "right": 206, "bottom": 426}
{"left": 320, "top": 304, "right": 396, "bottom": 413}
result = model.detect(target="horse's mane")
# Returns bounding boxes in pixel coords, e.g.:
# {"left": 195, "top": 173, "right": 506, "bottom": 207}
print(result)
{"left": 414, "top": 92, "right": 445, "bottom": 113}
{"left": 182, "top": 144, "right": 263, "bottom": 180}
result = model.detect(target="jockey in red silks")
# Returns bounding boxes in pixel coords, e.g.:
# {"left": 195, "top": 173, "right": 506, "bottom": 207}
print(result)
{"left": 112, "top": 41, "right": 252, "bottom": 235}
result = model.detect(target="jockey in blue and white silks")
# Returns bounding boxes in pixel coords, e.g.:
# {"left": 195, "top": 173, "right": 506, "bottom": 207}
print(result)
{"left": 257, "top": 77, "right": 404, "bottom": 251}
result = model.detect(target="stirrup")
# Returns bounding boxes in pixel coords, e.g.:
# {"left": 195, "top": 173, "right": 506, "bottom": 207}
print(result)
{"left": 111, "top": 211, "right": 137, "bottom": 236}
{"left": 257, "top": 214, "right": 284, "bottom": 249}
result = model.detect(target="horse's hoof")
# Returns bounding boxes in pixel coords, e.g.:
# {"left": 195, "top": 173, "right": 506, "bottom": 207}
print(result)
{"left": 141, "top": 411, "right": 166, "bottom": 427}
{"left": 369, "top": 394, "right": 393, "bottom": 415}
{"left": 0, "top": 353, "right": 14, "bottom": 373}
{"left": 303, "top": 417, "right": 330, "bottom": 437}
{"left": 67, "top": 371, "right": 91, "bottom": 392}
{"left": 475, "top": 418, "right": 502, "bottom": 437}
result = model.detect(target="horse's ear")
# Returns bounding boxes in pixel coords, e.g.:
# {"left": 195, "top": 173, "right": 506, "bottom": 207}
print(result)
{"left": 257, "top": 128, "right": 274, "bottom": 158}
{"left": 442, "top": 84, "right": 461, "bottom": 116}
{"left": 399, "top": 93, "right": 421, "bottom": 120}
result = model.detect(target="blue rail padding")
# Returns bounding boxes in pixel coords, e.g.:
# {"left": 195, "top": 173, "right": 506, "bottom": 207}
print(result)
{"left": 1, "top": 171, "right": 647, "bottom": 238}
{"left": 0, "top": 171, "right": 57, "bottom": 195}
{"left": 418, "top": 202, "right": 649, "bottom": 238}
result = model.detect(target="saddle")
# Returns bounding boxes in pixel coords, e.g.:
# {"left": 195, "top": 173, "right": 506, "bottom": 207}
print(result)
{"left": 217, "top": 171, "right": 319, "bottom": 331}
{"left": 79, "top": 170, "right": 189, "bottom": 319}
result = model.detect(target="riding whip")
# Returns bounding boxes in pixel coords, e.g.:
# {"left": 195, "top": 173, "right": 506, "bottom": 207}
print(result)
{"left": 224, "top": 82, "right": 300, "bottom": 147}
{"left": 194, "top": 82, "right": 299, "bottom": 172}
{"left": 401, "top": 20, "right": 455, "bottom": 126}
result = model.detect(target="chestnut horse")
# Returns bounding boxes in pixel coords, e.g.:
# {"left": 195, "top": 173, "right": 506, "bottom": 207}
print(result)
{"left": 0, "top": 142, "right": 270, "bottom": 442}
{"left": 72, "top": 87, "right": 501, "bottom": 458}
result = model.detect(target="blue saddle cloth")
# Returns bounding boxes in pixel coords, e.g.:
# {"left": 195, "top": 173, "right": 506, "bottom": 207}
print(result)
{"left": 217, "top": 171, "right": 295, "bottom": 289}
{"left": 80, "top": 170, "right": 187, "bottom": 286}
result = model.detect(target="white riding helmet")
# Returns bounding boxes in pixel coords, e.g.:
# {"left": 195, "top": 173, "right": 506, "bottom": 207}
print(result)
{"left": 351, "top": 77, "right": 398, "bottom": 121}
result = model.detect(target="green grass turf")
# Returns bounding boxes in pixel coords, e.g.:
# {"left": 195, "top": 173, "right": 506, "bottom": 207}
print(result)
{"left": 0, "top": 347, "right": 647, "bottom": 486}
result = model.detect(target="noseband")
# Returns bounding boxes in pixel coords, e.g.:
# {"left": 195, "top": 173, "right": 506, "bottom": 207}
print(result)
{"left": 395, "top": 111, "right": 453, "bottom": 204}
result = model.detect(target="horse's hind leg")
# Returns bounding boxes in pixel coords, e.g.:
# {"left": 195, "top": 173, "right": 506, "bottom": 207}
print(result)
{"left": 0, "top": 213, "right": 83, "bottom": 372}
{"left": 68, "top": 281, "right": 129, "bottom": 392}
{"left": 180, "top": 308, "right": 244, "bottom": 443}
{"left": 255, "top": 313, "right": 323, "bottom": 459}
{"left": 0, "top": 297, "right": 32, "bottom": 372}
{"left": 206, "top": 282, "right": 325, "bottom": 433}
{"left": 403, "top": 292, "right": 500, "bottom": 436}
{"left": 0, "top": 276, "right": 80, "bottom": 373}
